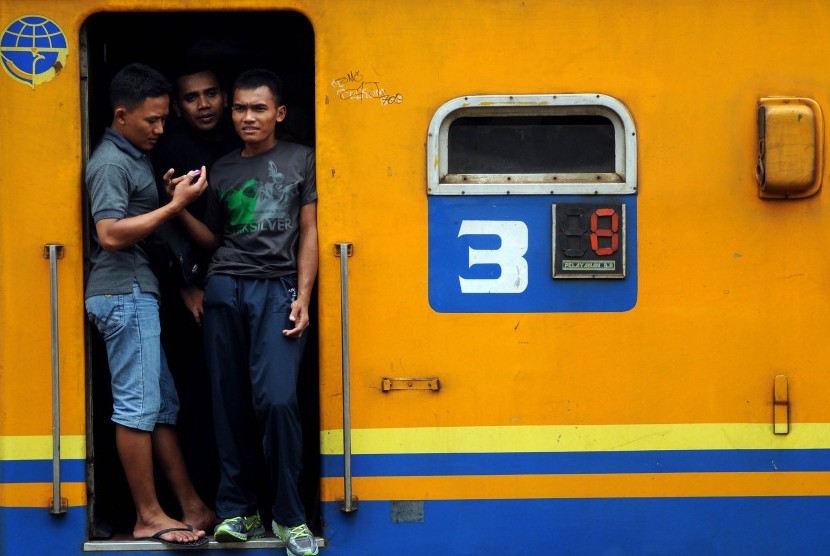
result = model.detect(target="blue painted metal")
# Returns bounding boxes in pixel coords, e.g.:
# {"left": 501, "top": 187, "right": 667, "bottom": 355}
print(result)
{"left": 428, "top": 195, "right": 638, "bottom": 313}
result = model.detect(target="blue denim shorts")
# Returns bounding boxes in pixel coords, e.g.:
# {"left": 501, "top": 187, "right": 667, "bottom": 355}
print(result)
{"left": 85, "top": 282, "right": 179, "bottom": 431}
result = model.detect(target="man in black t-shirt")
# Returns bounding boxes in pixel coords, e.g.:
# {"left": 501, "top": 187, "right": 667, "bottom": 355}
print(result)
{"left": 172, "top": 68, "right": 319, "bottom": 556}
{"left": 152, "top": 67, "right": 241, "bottom": 313}
{"left": 150, "top": 67, "right": 241, "bottom": 514}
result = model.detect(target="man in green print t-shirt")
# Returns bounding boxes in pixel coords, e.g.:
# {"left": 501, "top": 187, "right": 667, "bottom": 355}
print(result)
{"left": 173, "top": 68, "right": 319, "bottom": 556}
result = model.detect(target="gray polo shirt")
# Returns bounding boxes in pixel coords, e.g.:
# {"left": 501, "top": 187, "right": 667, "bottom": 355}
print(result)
{"left": 85, "top": 128, "right": 160, "bottom": 298}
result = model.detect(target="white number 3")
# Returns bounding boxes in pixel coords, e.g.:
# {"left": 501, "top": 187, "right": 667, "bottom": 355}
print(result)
{"left": 458, "top": 220, "right": 529, "bottom": 294}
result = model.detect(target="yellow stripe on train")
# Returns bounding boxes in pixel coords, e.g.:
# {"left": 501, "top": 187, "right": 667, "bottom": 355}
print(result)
{"left": 320, "top": 423, "right": 830, "bottom": 455}
{"left": 0, "top": 435, "right": 86, "bottom": 460}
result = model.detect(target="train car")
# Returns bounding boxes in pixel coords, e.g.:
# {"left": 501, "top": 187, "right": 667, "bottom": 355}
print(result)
{"left": 3, "top": 0, "right": 830, "bottom": 554}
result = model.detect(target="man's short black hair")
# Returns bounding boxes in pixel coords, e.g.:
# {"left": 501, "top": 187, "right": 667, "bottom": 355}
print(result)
{"left": 109, "top": 63, "right": 171, "bottom": 110}
{"left": 172, "top": 63, "right": 222, "bottom": 99}
{"left": 233, "top": 68, "right": 283, "bottom": 106}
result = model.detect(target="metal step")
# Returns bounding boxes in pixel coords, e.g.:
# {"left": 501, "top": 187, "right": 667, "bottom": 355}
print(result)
{"left": 83, "top": 536, "right": 326, "bottom": 552}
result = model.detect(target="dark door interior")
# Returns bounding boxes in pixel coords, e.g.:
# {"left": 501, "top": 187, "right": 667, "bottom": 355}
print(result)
{"left": 82, "top": 10, "right": 318, "bottom": 539}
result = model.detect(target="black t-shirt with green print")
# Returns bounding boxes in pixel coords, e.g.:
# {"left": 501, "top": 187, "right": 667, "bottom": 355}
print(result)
{"left": 203, "top": 141, "right": 316, "bottom": 279}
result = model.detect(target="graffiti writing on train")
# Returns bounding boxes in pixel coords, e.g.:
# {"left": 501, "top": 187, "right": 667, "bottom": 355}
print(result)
{"left": 331, "top": 69, "right": 403, "bottom": 105}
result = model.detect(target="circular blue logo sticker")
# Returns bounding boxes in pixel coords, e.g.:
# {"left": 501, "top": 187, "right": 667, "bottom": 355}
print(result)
{"left": 1, "top": 15, "right": 68, "bottom": 88}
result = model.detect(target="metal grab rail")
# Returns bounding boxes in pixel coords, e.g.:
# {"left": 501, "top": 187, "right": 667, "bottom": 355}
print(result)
{"left": 43, "top": 243, "right": 67, "bottom": 515}
{"left": 335, "top": 243, "right": 358, "bottom": 512}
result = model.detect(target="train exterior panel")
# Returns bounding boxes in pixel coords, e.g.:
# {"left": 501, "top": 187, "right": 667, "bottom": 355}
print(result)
{"left": 3, "top": 0, "right": 830, "bottom": 554}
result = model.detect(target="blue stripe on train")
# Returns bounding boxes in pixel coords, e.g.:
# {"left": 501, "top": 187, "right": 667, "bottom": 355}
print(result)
{"left": 320, "top": 497, "right": 830, "bottom": 555}
{"left": 5, "top": 497, "right": 830, "bottom": 554}
{"left": 321, "top": 449, "right": 830, "bottom": 477}
{"left": 2, "top": 507, "right": 277, "bottom": 555}
{"left": 1, "top": 507, "right": 87, "bottom": 556}
{"left": 0, "top": 459, "right": 85, "bottom": 483}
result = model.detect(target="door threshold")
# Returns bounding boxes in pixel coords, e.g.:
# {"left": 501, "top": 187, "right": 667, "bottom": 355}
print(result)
{"left": 83, "top": 536, "right": 326, "bottom": 551}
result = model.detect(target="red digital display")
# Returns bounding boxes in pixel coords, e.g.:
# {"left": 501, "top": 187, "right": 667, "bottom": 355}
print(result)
{"left": 590, "top": 208, "right": 619, "bottom": 255}
{"left": 553, "top": 203, "right": 626, "bottom": 278}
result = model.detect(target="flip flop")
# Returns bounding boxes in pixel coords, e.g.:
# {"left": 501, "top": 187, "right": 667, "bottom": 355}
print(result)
{"left": 137, "top": 526, "right": 209, "bottom": 547}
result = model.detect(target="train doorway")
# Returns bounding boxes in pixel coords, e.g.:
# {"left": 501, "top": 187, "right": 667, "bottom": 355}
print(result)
{"left": 80, "top": 10, "right": 318, "bottom": 541}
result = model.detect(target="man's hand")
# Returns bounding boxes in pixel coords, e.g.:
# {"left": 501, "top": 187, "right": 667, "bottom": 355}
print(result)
{"left": 179, "top": 286, "right": 205, "bottom": 325}
{"left": 282, "top": 299, "right": 310, "bottom": 338}
{"left": 163, "top": 166, "right": 208, "bottom": 209}
{"left": 94, "top": 166, "right": 209, "bottom": 253}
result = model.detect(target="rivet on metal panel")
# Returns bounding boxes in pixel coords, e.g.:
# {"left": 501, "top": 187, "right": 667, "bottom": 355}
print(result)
{"left": 338, "top": 496, "right": 359, "bottom": 513}
{"left": 334, "top": 243, "right": 354, "bottom": 257}
{"left": 43, "top": 244, "right": 65, "bottom": 259}
{"left": 381, "top": 377, "right": 441, "bottom": 392}
{"left": 48, "top": 498, "right": 69, "bottom": 514}
{"left": 773, "top": 374, "right": 789, "bottom": 435}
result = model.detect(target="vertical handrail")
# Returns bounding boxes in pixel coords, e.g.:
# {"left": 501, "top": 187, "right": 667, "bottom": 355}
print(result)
{"left": 44, "top": 243, "right": 67, "bottom": 515}
{"left": 336, "top": 243, "right": 357, "bottom": 512}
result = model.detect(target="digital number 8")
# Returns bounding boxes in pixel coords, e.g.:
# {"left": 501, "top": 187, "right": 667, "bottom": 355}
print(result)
{"left": 590, "top": 208, "right": 619, "bottom": 256}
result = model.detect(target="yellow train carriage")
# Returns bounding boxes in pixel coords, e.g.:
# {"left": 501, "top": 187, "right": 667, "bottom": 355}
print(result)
{"left": 2, "top": 1, "right": 830, "bottom": 554}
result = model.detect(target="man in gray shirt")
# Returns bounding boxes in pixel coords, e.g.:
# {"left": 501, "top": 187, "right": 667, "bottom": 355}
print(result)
{"left": 85, "top": 63, "right": 213, "bottom": 546}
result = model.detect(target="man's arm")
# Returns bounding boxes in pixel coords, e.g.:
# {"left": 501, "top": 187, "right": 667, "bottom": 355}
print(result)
{"left": 162, "top": 168, "right": 222, "bottom": 249}
{"left": 175, "top": 208, "right": 221, "bottom": 249}
{"left": 283, "top": 201, "right": 318, "bottom": 338}
{"left": 96, "top": 169, "right": 207, "bottom": 252}
{"left": 179, "top": 286, "right": 205, "bottom": 325}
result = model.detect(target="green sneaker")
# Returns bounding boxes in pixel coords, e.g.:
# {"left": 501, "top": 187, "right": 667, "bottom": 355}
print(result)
{"left": 213, "top": 512, "right": 266, "bottom": 542}
{"left": 272, "top": 521, "right": 319, "bottom": 556}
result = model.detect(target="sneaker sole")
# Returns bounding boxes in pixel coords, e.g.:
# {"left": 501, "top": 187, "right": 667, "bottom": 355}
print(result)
{"left": 275, "top": 536, "right": 319, "bottom": 556}
{"left": 272, "top": 524, "right": 318, "bottom": 556}
{"left": 285, "top": 549, "right": 319, "bottom": 556}
{"left": 277, "top": 546, "right": 318, "bottom": 556}
{"left": 214, "top": 530, "right": 247, "bottom": 542}
{"left": 214, "top": 529, "right": 265, "bottom": 542}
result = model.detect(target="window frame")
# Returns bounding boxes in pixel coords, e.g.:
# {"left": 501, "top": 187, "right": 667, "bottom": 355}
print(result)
{"left": 427, "top": 94, "right": 637, "bottom": 195}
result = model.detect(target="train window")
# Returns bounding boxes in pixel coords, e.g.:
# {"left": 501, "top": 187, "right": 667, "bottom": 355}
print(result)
{"left": 427, "top": 94, "right": 637, "bottom": 195}
{"left": 448, "top": 115, "right": 615, "bottom": 174}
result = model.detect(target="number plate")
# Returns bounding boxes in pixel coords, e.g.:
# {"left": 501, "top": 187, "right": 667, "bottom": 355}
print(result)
{"left": 552, "top": 203, "right": 626, "bottom": 278}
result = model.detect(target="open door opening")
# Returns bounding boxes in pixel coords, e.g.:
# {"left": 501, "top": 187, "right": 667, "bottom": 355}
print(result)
{"left": 81, "top": 10, "right": 318, "bottom": 541}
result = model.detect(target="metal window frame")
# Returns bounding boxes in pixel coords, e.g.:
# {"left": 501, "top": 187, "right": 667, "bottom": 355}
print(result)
{"left": 427, "top": 94, "right": 637, "bottom": 195}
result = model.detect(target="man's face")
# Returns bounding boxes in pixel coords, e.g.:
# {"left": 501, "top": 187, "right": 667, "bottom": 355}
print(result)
{"left": 115, "top": 95, "right": 169, "bottom": 152}
{"left": 175, "top": 71, "right": 225, "bottom": 133}
{"left": 231, "top": 86, "right": 286, "bottom": 150}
